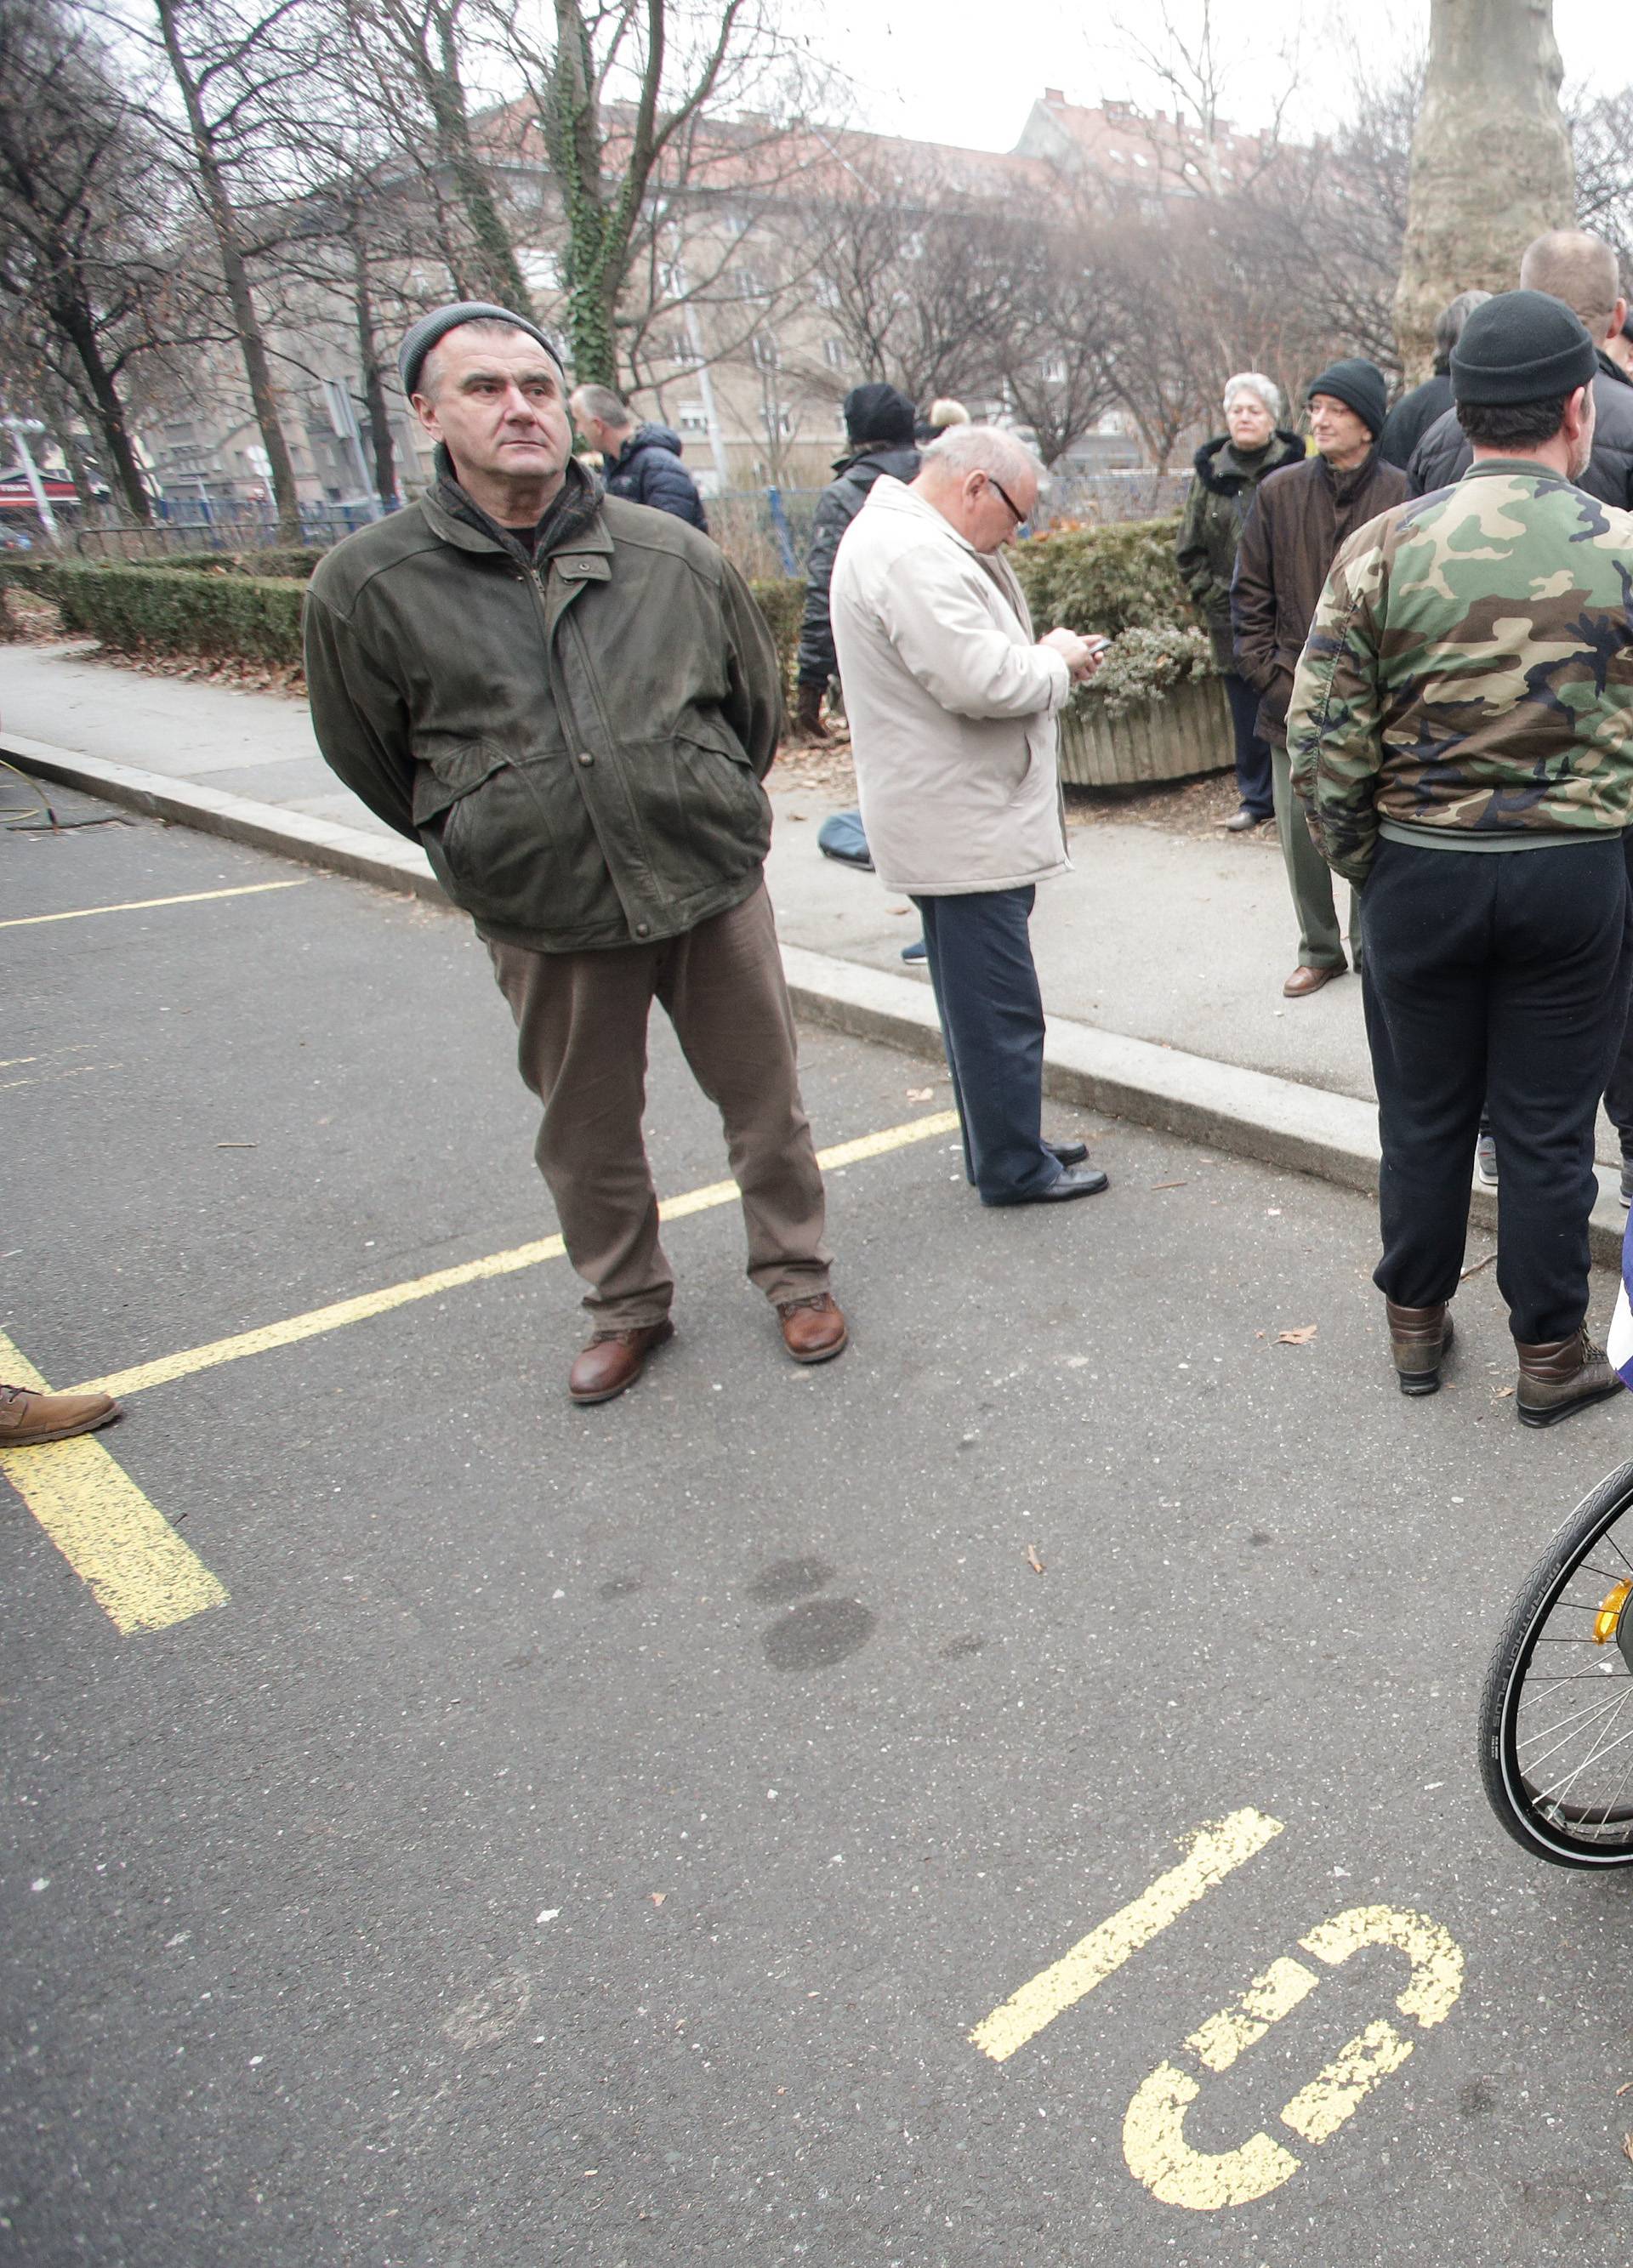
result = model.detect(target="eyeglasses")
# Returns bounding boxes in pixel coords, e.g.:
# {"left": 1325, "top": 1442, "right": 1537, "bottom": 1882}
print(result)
{"left": 984, "top": 472, "right": 1027, "bottom": 526}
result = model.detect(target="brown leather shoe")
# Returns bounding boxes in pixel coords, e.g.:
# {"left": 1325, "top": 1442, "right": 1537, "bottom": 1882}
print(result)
{"left": 1514, "top": 1328, "right": 1622, "bottom": 1429}
{"left": 1385, "top": 1299, "right": 1454, "bottom": 1396}
{"left": 0, "top": 1382, "right": 121, "bottom": 1447}
{"left": 567, "top": 1320, "right": 674, "bottom": 1406}
{"left": 777, "top": 1292, "right": 849, "bottom": 1365}
{"left": 1283, "top": 963, "right": 1345, "bottom": 998}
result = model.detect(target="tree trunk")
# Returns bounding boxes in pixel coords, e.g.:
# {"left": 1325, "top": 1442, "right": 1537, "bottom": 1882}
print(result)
{"left": 352, "top": 249, "right": 399, "bottom": 510}
{"left": 155, "top": 0, "right": 303, "bottom": 540}
{"left": 546, "top": 0, "right": 617, "bottom": 384}
{"left": 428, "top": 19, "right": 534, "bottom": 316}
{"left": 1394, "top": 0, "right": 1574, "bottom": 380}
{"left": 49, "top": 290, "right": 151, "bottom": 520}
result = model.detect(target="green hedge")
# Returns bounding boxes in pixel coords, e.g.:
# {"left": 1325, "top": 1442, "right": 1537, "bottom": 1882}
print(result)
{"left": 1011, "top": 516, "right": 1192, "bottom": 641}
{"left": 43, "top": 563, "right": 304, "bottom": 666}
{"left": 3, "top": 556, "right": 809, "bottom": 697}
{"left": 122, "top": 544, "right": 327, "bottom": 581}
{"left": 748, "top": 577, "right": 804, "bottom": 698}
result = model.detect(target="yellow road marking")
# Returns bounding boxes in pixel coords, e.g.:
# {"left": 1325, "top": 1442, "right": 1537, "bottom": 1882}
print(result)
{"left": 0, "top": 879, "right": 308, "bottom": 930}
{"left": 76, "top": 1110, "right": 963, "bottom": 1402}
{"left": 968, "top": 1808, "right": 1284, "bottom": 2064}
{"left": 1120, "top": 1902, "right": 1465, "bottom": 2213}
{"left": 0, "top": 1330, "right": 228, "bottom": 1634}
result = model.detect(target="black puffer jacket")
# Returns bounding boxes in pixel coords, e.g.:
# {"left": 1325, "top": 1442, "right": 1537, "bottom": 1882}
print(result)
{"left": 1378, "top": 372, "right": 1453, "bottom": 469}
{"left": 795, "top": 442, "right": 921, "bottom": 688}
{"left": 604, "top": 423, "right": 708, "bottom": 530}
{"left": 1405, "top": 353, "right": 1633, "bottom": 508}
{"left": 1175, "top": 429, "right": 1305, "bottom": 669}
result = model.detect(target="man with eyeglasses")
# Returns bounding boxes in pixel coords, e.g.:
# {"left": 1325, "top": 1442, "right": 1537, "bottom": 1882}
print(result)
{"left": 828, "top": 423, "right": 1112, "bottom": 1206}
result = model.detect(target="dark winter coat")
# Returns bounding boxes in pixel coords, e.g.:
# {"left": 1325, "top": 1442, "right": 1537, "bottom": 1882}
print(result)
{"left": 1405, "top": 353, "right": 1633, "bottom": 509}
{"left": 304, "top": 455, "right": 782, "bottom": 953}
{"left": 1175, "top": 429, "right": 1306, "bottom": 669}
{"left": 1231, "top": 445, "right": 1409, "bottom": 746}
{"left": 1377, "top": 371, "right": 1454, "bottom": 469}
{"left": 795, "top": 442, "right": 921, "bottom": 688}
{"left": 603, "top": 423, "right": 708, "bottom": 530}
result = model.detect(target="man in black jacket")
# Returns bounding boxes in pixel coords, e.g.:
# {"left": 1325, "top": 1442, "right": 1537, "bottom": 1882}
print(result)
{"left": 794, "top": 384, "right": 919, "bottom": 739}
{"left": 568, "top": 383, "right": 708, "bottom": 529}
{"left": 1232, "top": 358, "right": 1408, "bottom": 998}
{"left": 1378, "top": 290, "right": 1489, "bottom": 468}
{"left": 1407, "top": 232, "right": 1633, "bottom": 506}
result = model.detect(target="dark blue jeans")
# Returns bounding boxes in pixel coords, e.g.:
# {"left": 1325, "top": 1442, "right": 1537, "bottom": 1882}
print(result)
{"left": 911, "top": 885, "right": 1061, "bottom": 1204}
{"left": 1362, "top": 838, "right": 1630, "bottom": 1344}
{"left": 1222, "top": 670, "right": 1274, "bottom": 820}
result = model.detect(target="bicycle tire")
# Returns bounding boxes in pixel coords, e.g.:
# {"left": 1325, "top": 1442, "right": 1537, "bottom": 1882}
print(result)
{"left": 1479, "top": 1460, "right": 1633, "bottom": 1867}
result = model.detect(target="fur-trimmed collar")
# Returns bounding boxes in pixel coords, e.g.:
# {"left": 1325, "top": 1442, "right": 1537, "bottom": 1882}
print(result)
{"left": 1192, "top": 429, "right": 1305, "bottom": 496}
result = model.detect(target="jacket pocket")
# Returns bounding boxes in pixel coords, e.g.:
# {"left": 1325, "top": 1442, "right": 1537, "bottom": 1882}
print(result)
{"left": 411, "top": 738, "right": 508, "bottom": 827}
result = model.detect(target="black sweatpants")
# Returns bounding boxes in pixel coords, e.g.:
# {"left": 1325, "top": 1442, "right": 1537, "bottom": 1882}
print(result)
{"left": 911, "top": 884, "right": 1061, "bottom": 1204}
{"left": 1362, "top": 838, "right": 1630, "bottom": 1344}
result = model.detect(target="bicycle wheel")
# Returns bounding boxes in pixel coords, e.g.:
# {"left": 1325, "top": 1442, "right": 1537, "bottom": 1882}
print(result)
{"left": 1480, "top": 1461, "right": 1633, "bottom": 1867}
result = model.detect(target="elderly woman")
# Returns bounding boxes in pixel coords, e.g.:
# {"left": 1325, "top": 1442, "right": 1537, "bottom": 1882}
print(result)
{"left": 1175, "top": 373, "right": 1304, "bottom": 832}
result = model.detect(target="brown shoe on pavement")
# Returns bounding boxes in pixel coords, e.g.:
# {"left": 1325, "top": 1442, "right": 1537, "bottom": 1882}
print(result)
{"left": 777, "top": 1292, "right": 849, "bottom": 1365}
{"left": 0, "top": 1382, "right": 122, "bottom": 1447}
{"left": 1514, "top": 1328, "right": 1622, "bottom": 1429}
{"left": 1385, "top": 1299, "right": 1454, "bottom": 1397}
{"left": 1283, "top": 964, "right": 1345, "bottom": 998}
{"left": 567, "top": 1320, "right": 674, "bottom": 1406}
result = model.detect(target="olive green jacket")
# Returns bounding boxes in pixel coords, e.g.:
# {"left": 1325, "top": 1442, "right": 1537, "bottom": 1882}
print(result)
{"left": 304, "top": 462, "right": 783, "bottom": 952}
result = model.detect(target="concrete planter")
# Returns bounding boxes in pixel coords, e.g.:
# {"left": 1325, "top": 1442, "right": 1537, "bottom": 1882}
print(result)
{"left": 1057, "top": 674, "right": 1232, "bottom": 789}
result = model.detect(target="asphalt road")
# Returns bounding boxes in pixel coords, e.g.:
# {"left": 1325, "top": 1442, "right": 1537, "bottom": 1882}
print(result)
{"left": 7, "top": 776, "right": 1633, "bottom": 2266}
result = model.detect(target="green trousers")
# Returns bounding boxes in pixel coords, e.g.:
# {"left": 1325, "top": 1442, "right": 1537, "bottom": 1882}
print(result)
{"left": 1272, "top": 741, "right": 1353, "bottom": 970}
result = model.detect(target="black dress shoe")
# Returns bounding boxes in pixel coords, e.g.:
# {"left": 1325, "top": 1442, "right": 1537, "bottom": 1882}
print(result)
{"left": 1046, "top": 1139, "right": 1089, "bottom": 1167}
{"left": 985, "top": 1162, "right": 1110, "bottom": 1206}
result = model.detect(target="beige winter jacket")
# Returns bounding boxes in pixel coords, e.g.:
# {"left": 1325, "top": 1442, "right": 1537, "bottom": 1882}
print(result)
{"left": 828, "top": 477, "right": 1073, "bottom": 895}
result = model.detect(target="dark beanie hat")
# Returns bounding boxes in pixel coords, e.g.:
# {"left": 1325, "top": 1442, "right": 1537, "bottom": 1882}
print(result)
{"left": 1451, "top": 289, "right": 1598, "bottom": 405}
{"left": 399, "top": 302, "right": 566, "bottom": 401}
{"left": 844, "top": 382, "right": 916, "bottom": 446}
{"left": 1306, "top": 357, "right": 1389, "bottom": 440}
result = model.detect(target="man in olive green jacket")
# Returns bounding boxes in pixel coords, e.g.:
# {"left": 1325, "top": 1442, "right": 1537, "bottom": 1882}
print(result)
{"left": 304, "top": 303, "right": 846, "bottom": 1404}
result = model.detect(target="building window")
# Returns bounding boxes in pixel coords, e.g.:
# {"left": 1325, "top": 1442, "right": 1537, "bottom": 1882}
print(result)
{"left": 678, "top": 401, "right": 708, "bottom": 434}
{"left": 750, "top": 333, "right": 780, "bottom": 372}
{"left": 822, "top": 337, "right": 847, "bottom": 372}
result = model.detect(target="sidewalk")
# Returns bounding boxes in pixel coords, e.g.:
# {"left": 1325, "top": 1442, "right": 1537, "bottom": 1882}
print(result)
{"left": 3, "top": 639, "right": 1624, "bottom": 1235}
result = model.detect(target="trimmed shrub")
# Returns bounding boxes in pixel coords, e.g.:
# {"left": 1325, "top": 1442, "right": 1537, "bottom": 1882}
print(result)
{"left": 748, "top": 576, "right": 804, "bottom": 697}
{"left": 1068, "top": 626, "right": 1216, "bottom": 720}
{"left": 47, "top": 563, "right": 304, "bottom": 667}
{"left": 1011, "top": 517, "right": 1193, "bottom": 642}
{"left": 123, "top": 544, "right": 326, "bottom": 581}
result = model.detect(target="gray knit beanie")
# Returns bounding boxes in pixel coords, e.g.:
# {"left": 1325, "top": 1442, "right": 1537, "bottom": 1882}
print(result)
{"left": 398, "top": 303, "right": 565, "bottom": 401}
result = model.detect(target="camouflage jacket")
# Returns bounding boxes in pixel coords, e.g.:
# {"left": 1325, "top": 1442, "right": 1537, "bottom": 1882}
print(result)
{"left": 1288, "top": 462, "right": 1633, "bottom": 884}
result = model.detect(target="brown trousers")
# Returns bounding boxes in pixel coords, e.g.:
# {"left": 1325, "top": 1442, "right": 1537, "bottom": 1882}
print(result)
{"left": 486, "top": 884, "right": 831, "bottom": 1327}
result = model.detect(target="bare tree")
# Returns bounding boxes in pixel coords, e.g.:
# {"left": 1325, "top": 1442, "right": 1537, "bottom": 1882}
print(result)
{"left": 0, "top": 0, "right": 181, "bottom": 518}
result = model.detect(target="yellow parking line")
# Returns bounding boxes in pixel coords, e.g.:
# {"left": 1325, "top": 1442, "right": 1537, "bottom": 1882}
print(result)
{"left": 76, "top": 1109, "right": 962, "bottom": 1402}
{"left": 0, "top": 1330, "right": 228, "bottom": 1634}
{"left": 0, "top": 880, "right": 308, "bottom": 930}
{"left": 969, "top": 1809, "right": 1285, "bottom": 2064}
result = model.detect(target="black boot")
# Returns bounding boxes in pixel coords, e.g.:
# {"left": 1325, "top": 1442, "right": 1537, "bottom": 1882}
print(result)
{"left": 1385, "top": 1299, "right": 1454, "bottom": 1397}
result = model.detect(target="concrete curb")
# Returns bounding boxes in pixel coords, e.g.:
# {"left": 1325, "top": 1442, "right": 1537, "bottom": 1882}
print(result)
{"left": 9, "top": 733, "right": 1628, "bottom": 1267}
{"left": 1, "top": 731, "right": 441, "bottom": 901}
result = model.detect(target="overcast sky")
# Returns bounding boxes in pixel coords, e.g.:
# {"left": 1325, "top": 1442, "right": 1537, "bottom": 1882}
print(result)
{"left": 806, "top": 0, "right": 1621, "bottom": 154}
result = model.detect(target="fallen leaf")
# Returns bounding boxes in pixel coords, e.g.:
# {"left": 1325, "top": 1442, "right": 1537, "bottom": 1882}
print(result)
{"left": 1624, "top": 2132, "right": 1633, "bottom": 2165}
{"left": 1493, "top": 1385, "right": 1515, "bottom": 1400}
{"left": 1026, "top": 1544, "right": 1045, "bottom": 1575}
{"left": 1277, "top": 1325, "right": 1318, "bottom": 1345}
{"left": 1616, "top": 2081, "right": 1633, "bottom": 2096}
{"left": 906, "top": 1086, "right": 934, "bottom": 1102}
{"left": 650, "top": 1892, "right": 666, "bottom": 1907}
{"left": 886, "top": 905, "right": 909, "bottom": 916}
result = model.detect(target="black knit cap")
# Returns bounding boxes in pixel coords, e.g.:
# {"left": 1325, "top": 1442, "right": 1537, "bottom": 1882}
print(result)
{"left": 1451, "top": 289, "right": 1598, "bottom": 406}
{"left": 398, "top": 302, "right": 566, "bottom": 401}
{"left": 844, "top": 382, "right": 916, "bottom": 446}
{"left": 1306, "top": 357, "right": 1389, "bottom": 440}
